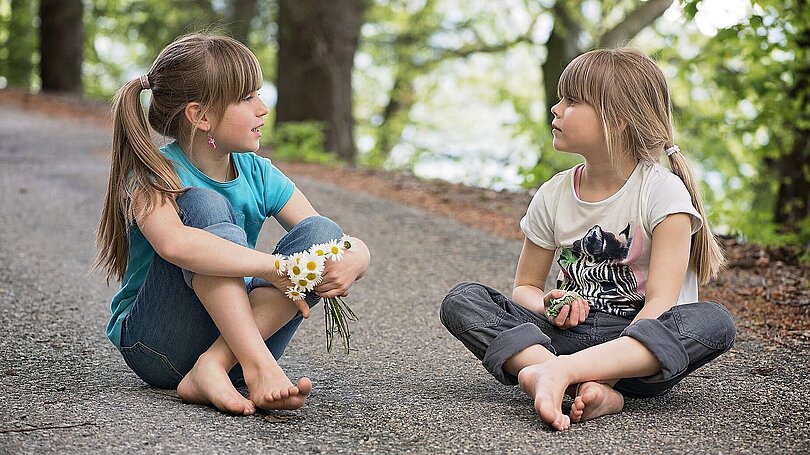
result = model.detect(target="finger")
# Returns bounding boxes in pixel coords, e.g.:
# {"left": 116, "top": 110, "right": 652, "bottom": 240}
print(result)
{"left": 553, "top": 305, "right": 570, "bottom": 326}
{"left": 578, "top": 301, "right": 589, "bottom": 323}
{"left": 295, "top": 300, "right": 310, "bottom": 319}
{"left": 566, "top": 303, "right": 580, "bottom": 327}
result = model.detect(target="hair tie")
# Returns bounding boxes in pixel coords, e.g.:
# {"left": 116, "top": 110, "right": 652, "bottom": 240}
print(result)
{"left": 139, "top": 74, "right": 151, "bottom": 90}
{"left": 665, "top": 145, "right": 680, "bottom": 157}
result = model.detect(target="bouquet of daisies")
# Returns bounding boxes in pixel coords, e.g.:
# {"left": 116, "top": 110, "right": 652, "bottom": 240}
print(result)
{"left": 271, "top": 236, "right": 358, "bottom": 354}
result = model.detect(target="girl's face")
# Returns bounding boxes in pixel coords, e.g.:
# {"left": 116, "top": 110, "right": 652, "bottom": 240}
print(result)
{"left": 210, "top": 91, "right": 268, "bottom": 153}
{"left": 550, "top": 97, "right": 606, "bottom": 157}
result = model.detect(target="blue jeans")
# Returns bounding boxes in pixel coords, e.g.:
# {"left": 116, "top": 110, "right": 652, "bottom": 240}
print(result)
{"left": 119, "top": 188, "right": 343, "bottom": 389}
{"left": 440, "top": 282, "right": 736, "bottom": 397}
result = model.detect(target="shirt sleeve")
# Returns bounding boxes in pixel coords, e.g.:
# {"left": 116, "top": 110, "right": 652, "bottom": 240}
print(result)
{"left": 259, "top": 157, "right": 295, "bottom": 217}
{"left": 647, "top": 172, "right": 702, "bottom": 234}
{"left": 519, "top": 183, "right": 557, "bottom": 250}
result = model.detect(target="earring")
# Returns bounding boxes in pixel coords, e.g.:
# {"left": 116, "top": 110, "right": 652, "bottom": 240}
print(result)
{"left": 207, "top": 133, "right": 217, "bottom": 150}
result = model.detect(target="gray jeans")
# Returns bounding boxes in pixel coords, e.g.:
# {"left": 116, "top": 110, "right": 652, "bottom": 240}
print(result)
{"left": 439, "top": 282, "right": 736, "bottom": 397}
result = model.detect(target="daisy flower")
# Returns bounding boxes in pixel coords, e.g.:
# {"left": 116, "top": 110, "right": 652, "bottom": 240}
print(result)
{"left": 325, "top": 239, "right": 344, "bottom": 261}
{"left": 287, "top": 252, "right": 308, "bottom": 278}
{"left": 309, "top": 243, "right": 330, "bottom": 258}
{"left": 271, "top": 253, "right": 287, "bottom": 275}
{"left": 285, "top": 287, "right": 306, "bottom": 301}
{"left": 339, "top": 234, "right": 353, "bottom": 251}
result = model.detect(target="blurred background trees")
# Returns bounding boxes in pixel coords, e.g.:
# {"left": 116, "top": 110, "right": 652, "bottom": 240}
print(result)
{"left": 0, "top": 0, "right": 807, "bottom": 257}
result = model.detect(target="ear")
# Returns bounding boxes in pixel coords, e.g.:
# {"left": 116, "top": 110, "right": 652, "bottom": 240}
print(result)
{"left": 183, "top": 102, "right": 212, "bottom": 132}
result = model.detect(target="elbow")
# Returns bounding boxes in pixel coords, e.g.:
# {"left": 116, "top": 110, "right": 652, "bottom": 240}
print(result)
{"left": 152, "top": 234, "right": 186, "bottom": 265}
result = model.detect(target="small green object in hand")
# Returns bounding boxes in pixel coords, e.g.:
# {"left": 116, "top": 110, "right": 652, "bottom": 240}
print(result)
{"left": 546, "top": 291, "right": 586, "bottom": 318}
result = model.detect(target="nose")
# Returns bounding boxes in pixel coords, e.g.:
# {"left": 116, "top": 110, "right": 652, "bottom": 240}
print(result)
{"left": 257, "top": 98, "right": 269, "bottom": 117}
{"left": 550, "top": 99, "right": 562, "bottom": 119}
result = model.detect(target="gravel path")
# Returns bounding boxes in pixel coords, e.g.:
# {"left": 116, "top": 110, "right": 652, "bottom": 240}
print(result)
{"left": 1, "top": 104, "right": 808, "bottom": 454}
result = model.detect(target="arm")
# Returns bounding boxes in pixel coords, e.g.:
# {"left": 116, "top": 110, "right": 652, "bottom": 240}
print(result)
{"left": 512, "top": 238, "right": 589, "bottom": 328}
{"left": 137, "top": 194, "right": 274, "bottom": 280}
{"left": 632, "top": 213, "right": 693, "bottom": 322}
{"left": 512, "top": 238, "right": 555, "bottom": 313}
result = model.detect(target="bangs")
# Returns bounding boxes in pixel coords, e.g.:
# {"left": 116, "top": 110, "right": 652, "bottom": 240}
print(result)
{"left": 206, "top": 38, "right": 264, "bottom": 107}
{"left": 557, "top": 50, "right": 613, "bottom": 107}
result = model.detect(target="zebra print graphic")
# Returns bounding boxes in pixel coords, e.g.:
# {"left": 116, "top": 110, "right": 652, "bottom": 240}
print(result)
{"left": 557, "top": 224, "right": 644, "bottom": 318}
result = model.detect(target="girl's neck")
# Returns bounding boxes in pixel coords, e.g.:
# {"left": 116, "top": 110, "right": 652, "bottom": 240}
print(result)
{"left": 578, "top": 153, "right": 638, "bottom": 202}
{"left": 180, "top": 139, "right": 234, "bottom": 182}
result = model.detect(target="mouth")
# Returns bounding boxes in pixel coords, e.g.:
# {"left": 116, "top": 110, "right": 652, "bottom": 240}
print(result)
{"left": 551, "top": 123, "right": 561, "bottom": 133}
{"left": 251, "top": 124, "right": 263, "bottom": 134}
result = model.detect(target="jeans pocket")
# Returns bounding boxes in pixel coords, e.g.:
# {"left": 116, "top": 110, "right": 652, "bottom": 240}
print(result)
{"left": 673, "top": 302, "right": 736, "bottom": 350}
{"left": 120, "top": 341, "right": 184, "bottom": 389}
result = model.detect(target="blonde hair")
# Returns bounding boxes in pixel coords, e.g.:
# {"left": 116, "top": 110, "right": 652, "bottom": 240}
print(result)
{"left": 94, "top": 33, "right": 263, "bottom": 283}
{"left": 557, "top": 48, "right": 725, "bottom": 284}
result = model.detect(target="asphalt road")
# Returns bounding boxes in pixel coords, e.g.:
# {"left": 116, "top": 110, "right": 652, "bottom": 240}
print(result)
{"left": 1, "top": 104, "right": 808, "bottom": 454}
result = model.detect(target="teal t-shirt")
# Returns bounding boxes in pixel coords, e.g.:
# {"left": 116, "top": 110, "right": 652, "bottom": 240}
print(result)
{"left": 106, "top": 141, "right": 295, "bottom": 348}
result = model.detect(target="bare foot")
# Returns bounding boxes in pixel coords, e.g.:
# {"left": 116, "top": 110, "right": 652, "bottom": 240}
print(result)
{"left": 517, "top": 363, "right": 572, "bottom": 431}
{"left": 245, "top": 366, "right": 313, "bottom": 410}
{"left": 569, "top": 381, "right": 624, "bottom": 423}
{"left": 177, "top": 355, "right": 256, "bottom": 416}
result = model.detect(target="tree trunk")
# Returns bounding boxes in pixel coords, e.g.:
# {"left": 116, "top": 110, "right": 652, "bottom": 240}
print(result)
{"left": 39, "top": 0, "right": 83, "bottom": 94}
{"left": 774, "top": 21, "right": 810, "bottom": 229}
{"left": 275, "top": 0, "right": 364, "bottom": 163}
{"left": 228, "top": 0, "right": 258, "bottom": 45}
{"left": 541, "top": 3, "right": 582, "bottom": 124}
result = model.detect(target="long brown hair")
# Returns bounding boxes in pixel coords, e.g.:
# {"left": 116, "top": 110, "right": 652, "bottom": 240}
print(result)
{"left": 94, "top": 33, "right": 263, "bottom": 283}
{"left": 557, "top": 48, "right": 725, "bottom": 284}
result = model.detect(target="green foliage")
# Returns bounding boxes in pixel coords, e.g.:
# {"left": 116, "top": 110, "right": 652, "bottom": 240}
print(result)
{"left": 267, "top": 121, "right": 338, "bottom": 165}
{"left": 667, "top": 0, "right": 810, "bottom": 257}
{"left": 0, "top": 0, "right": 37, "bottom": 89}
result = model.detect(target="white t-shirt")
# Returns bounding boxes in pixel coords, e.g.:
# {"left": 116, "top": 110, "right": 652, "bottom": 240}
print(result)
{"left": 519, "top": 161, "right": 702, "bottom": 318}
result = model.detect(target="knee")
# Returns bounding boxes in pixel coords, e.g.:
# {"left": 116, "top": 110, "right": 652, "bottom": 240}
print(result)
{"left": 276, "top": 216, "right": 344, "bottom": 256}
{"left": 707, "top": 301, "right": 737, "bottom": 352}
{"left": 296, "top": 216, "right": 343, "bottom": 244}
{"left": 439, "top": 282, "right": 488, "bottom": 329}
{"left": 176, "top": 188, "right": 235, "bottom": 228}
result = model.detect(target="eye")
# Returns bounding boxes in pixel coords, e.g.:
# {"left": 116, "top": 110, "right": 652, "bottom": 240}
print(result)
{"left": 566, "top": 97, "right": 578, "bottom": 105}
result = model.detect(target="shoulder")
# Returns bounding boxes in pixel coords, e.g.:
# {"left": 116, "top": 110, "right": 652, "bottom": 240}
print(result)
{"left": 534, "top": 166, "right": 576, "bottom": 199}
{"left": 640, "top": 161, "right": 687, "bottom": 192}
{"left": 639, "top": 161, "right": 702, "bottom": 233}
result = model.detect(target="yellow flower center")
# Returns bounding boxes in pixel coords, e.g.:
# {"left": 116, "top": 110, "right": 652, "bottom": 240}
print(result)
{"left": 306, "top": 261, "right": 317, "bottom": 271}
{"left": 306, "top": 273, "right": 317, "bottom": 280}
{"left": 292, "top": 265, "right": 301, "bottom": 275}
{"left": 298, "top": 279, "right": 308, "bottom": 287}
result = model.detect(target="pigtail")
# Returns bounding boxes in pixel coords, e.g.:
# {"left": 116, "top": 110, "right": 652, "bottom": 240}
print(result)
{"left": 667, "top": 149, "right": 726, "bottom": 284}
{"left": 93, "top": 78, "right": 183, "bottom": 283}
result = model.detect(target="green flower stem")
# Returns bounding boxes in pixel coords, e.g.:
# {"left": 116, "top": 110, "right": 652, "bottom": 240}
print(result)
{"left": 324, "top": 296, "right": 358, "bottom": 354}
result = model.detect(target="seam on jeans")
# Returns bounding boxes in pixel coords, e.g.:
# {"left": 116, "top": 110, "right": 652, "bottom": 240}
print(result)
{"left": 120, "top": 341, "right": 184, "bottom": 381}
{"left": 449, "top": 308, "right": 506, "bottom": 335}
{"left": 673, "top": 304, "right": 727, "bottom": 350}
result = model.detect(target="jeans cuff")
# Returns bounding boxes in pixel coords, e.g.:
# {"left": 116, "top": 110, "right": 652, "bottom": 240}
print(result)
{"left": 182, "top": 222, "right": 249, "bottom": 288}
{"left": 482, "top": 322, "right": 553, "bottom": 385}
{"left": 621, "top": 318, "right": 689, "bottom": 382}
{"left": 248, "top": 278, "right": 322, "bottom": 309}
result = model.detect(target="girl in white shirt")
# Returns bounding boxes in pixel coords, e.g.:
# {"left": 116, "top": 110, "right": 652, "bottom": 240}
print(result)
{"left": 440, "top": 48, "right": 734, "bottom": 431}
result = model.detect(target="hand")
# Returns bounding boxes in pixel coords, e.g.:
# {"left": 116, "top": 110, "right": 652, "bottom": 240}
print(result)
{"left": 259, "top": 266, "right": 313, "bottom": 318}
{"left": 544, "top": 290, "right": 589, "bottom": 329}
{"left": 315, "top": 258, "right": 360, "bottom": 299}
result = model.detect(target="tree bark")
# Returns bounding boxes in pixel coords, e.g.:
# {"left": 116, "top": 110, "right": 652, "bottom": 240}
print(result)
{"left": 228, "top": 0, "right": 259, "bottom": 45}
{"left": 275, "top": 0, "right": 364, "bottom": 162}
{"left": 542, "top": 2, "right": 582, "bottom": 123}
{"left": 774, "top": 17, "right": 810, "bottom": 229}
{"left": 598, "top": 0, "right": 674, "bottom": 47}
{"left": 39, "top": 0, "right": 83, "bottom": 94}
